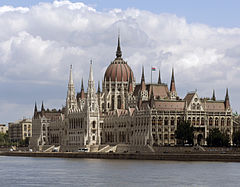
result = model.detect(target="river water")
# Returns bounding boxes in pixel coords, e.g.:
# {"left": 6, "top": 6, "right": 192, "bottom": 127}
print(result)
{"left": 0, "top": 156, "right": 240, "bottom": 187}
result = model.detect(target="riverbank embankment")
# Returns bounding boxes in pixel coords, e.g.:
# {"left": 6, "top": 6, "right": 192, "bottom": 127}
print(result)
{"left": 1, "top": 151, "right": 240, "bottom": 162}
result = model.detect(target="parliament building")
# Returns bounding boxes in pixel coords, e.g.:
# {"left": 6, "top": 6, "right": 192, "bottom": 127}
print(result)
{"left": 30, "top": 37, "right": 233, "bottom": 152}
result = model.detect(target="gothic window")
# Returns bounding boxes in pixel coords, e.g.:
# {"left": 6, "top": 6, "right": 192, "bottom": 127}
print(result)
{"left": 92, "top": 121, "right": 96, "bottom": 129}
{"left": 111, "top": 96, "right": 114, "bottom": 110}
{"left": 171, "top": 118, "right": 175, "bottom": 126}
{"left": 215, "top": 118, "right": 219, "bottom": 126}
{"left": 201, "top": 117, "right": 205, "bottom": 125}
{"left": 192, "top": 103, "right": 196, "bottom": 110}
{"left": 197, "top": 103, "right": 200, "bottom": 110}
{"left": 164, "top": 117, "right": 168, "bottom": 126}
{"left": 227, "top": 118, "right": 231, "bottom": 126}
{"left": 92, "top": 136, "right": 95, "bottom": 141}
{"left": 196, "top": 117, "right": 200, "bottom": 125}
{"left": 209, "top": 117, "right": 213, "bottom": 126}
{"left": 192, "top": 117, "right": 195, "bottom": 125}
{"left": 117, "top": 95, "right": 121, "bottom": 109}
{"left": 177, "top": 117, "right": 181, "bottom": 126}
{"left": 221, "top": 118, "right": 225, "bottom": 126}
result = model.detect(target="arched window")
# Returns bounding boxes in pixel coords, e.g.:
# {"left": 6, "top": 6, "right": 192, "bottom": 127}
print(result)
{"left": 192, "top": 117, "right": 195, "bottom": 125}
{"left": 227, "top": 118, "right": 231, "bottom": 126}
{"left": 111, "top": 96, "right": 114, "bottom": 110}
{"left": 201, "top": 117, "right": 205, "bottom": 126}
{"left": 164, "top": 117, "right": 168, "bottom": 126}
{"left": 196, "top": 117, "right": 200, "bottom": 125}
{"left": 209, "top": 117, "right": 213, "bottom": 126}
{"left": 171, "top": 117, "right": 175, "bottom": 126}
{"left": 158, "top": 117, "right": 162, "bottom": 126}
{"left": 92, "top": 121, "right": 96, "bottom": 129}
{"left": 215, "top": 118, "right": 219, "bottom": 126}
{"left": 117, "top": 95, "right": 121, "bottom": 109}
{"left": 221, "top": 118, "right": 225, "bottom": 126}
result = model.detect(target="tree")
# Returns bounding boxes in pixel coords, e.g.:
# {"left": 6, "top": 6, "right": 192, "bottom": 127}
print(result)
{"left": 207, "top": 128, "right": 230, "bottom": 147}
{"left": 175, "top": 120, "right": 194, "bottom": 145}
{"left": 233, "top": 131, "right": 240, "bottom": 146}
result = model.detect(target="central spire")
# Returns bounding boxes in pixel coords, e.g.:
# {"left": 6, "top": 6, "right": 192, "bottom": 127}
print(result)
{"left": 116, "top": 35, "right": 122, "bottom": 58}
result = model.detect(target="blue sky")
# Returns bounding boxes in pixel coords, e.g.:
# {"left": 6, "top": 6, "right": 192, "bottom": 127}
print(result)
{"left": 1, "top": 0, "right": 240, "bottom": 27}
{"left": 0, "top": 0, "right": 240, "bottom": 123}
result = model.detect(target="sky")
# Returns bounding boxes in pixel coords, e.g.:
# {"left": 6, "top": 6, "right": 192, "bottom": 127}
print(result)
{"left": 0, "top": 0, "right": 240, "bottom": 124}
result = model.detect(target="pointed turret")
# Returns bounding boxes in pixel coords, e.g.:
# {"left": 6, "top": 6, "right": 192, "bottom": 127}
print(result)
{"left": 170, "top": 68, "right": 176, "bottom": 92}
{"left": 97, "top": 81, "right": 101, "bottom": 93}
{"left": 169, "top": 68, "right": 177, "bottom": 100}
{"left": 87, "top": 61, "right": 98, "bottom": 112}
{"left": 128, "top": 73, "right": 133, "bottom": 93}
{"left": 158, "top": 69, "right": 161, "bottom": 84}
{"left": 34, "top": 102, "right": 37, "bottom": 113}
{"left": 80, "top": 78, "right": 85, "bottom": 99}
{"left": 140, "top": 66, "right": 146, "bottom": 91}
{"left": 116, "top": 35, "right": 122, "bottom": 58}
{"left": 66, "top": 65, "right": 77, "bottom": 113}
{"left": 225, "top": 88, "right": 230, "bottom": 109}
{"left": 34, "top": 102, "right": 38, "bottom": 117}
{"left": 150, "top": 86, "right": 154, "bottom": 108}
{"left": 41, "top": 101, "right": 45, "bottom": 112}
{"left": 212, "top": 89, "right": 216, "bottom": 101}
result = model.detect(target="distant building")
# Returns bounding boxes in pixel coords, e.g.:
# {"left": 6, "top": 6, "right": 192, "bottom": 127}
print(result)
{"left": 31, "top": 36, "right": 234, "bottom": 151}
{"left": 8, "top": 119, "right": 32, "bottom": 142}
{"left": 0, "top": 124, "right": 8, "bottom": 134}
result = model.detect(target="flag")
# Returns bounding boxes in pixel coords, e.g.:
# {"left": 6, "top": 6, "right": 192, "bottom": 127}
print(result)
{"left": 151, "top": 67, "right": 156, "bottom": 71}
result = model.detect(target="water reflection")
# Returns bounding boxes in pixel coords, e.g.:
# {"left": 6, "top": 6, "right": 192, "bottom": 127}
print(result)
{"left": 0, "top": 156, "right": 239, "bottom": 186}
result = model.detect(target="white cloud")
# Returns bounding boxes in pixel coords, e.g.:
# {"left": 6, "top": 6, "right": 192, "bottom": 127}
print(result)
{"left": 0, "top": 0, "right": 240, "bottom": 123}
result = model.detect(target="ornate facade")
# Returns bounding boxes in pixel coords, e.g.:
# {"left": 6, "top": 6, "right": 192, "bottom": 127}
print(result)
{"left": 30, "top": 37, "right": 233, "bottom": 151}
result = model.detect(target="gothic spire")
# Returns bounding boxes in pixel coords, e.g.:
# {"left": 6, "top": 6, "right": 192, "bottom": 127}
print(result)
{"left": 66, "top": 65, "right": 77, "bottom": 113}
{"left": 212, "top": 89, "right": 216, "bottom": 101}
{"left": 158, "top": 69, "right": 161, "bottom": 84}
{"left": 34, "top": 102, "right": 37, "bottom": 112}
{"left": 140, "top": 66, "right": 146, "bottom": 91}
{"left": 89, "top": 60, "right": 93, "bottom": 82}
{"left": 116, "top": 35, "right": 122, "bottom": 58}
{"left": 97, "top": 80, "right": 101, "bottom": 93}
{"left": 170, "top": 68, "right": 176, "bottom": 92}
{"left": 80, "top": 78, "right": 85, "bottom": 99}
{"left": 41, "top": 101, "right": 45, "bottom": 111}
{"left": 225, "top": 88, "right": 230, "bottom": 109}
{"left": 69, "top": 64, "right": 73, "bottom": 85}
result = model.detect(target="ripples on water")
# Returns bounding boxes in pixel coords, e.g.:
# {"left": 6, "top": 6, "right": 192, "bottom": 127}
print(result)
{"left": 0, "top": 156, "right": 240, "bottom": 187}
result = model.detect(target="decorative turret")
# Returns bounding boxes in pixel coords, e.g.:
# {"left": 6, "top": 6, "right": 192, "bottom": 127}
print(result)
{"left": 34, "top": 102, "right": 38, "bottom": 117}
{"left": 225, "top": 88, "right": 230, "bottom": 109}
{"left": 140, "top": 66, "right": 146, "bottom": 91}
{"left": 169, "top": 68, "right": 177, "bottom": 100}
{"left": 170, "top": 68, "right": 176, "bottom": 92}
{"left": 212, "top": 89, "right": 216, "bottom": 101}
{"left": 150, "top": 86, "right": 154, "bottom": 108}
{"left": 80, "top": 78, "right": 85, "bottom": 99}
{"left": 41, "top": 101, "right": 45, "bottom": 112}
{"left": 66, "top": 65, "right": 77, "bottom": 113}
{"left": 128, "top": 73, "right": 133, "bottom": 93}
{"left": 158, "top": 69, "right": 161, "bottom": 84}
{"left": 97, "top": 81, "right": 101, "bottom": 93}
{"left": 87, "top": 61, "right": 98, "bottom": 112}
{"left": 116, "top": 35, "right": 122, "bottom": 58}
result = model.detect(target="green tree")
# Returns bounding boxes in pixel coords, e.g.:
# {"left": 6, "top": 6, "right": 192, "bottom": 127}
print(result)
{"left": 233, "top": 131, "right": 240, "bottom": 146}
{"left": 175, "top": 120, "right": 194, "bottom": 145}
{"left": 207, "top": 128, "right": 230, "bottom": 147}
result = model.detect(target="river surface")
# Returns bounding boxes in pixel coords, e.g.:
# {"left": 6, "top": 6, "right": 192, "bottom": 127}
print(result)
{"left": 0, "top": 156, "right": 240, "bottom": 187}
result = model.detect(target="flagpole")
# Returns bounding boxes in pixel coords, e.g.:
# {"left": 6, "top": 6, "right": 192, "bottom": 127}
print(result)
{"left": 151, "top": 66, "right": 152, "bottom": 84}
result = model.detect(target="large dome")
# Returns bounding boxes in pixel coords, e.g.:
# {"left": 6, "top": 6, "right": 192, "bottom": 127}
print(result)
{"left": 104, "top": 37, "right": 134, "bottom": 82}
